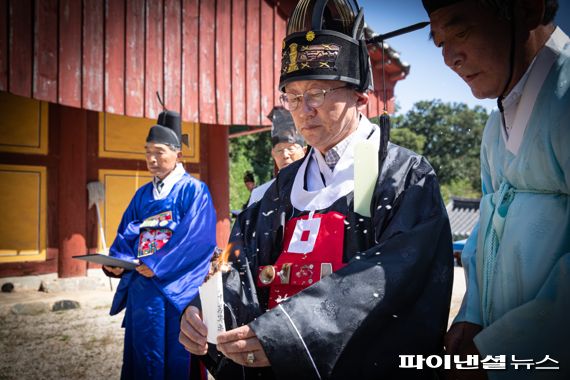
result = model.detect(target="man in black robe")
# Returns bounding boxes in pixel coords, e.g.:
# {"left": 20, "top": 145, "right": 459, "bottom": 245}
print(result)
{"left": 180, "top": 1, "right": 454, "bottom": 379}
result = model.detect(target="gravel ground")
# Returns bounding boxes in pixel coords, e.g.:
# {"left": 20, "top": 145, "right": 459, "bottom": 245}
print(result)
{"left": 0, "top": 306, "right": 125, "bottom": 380}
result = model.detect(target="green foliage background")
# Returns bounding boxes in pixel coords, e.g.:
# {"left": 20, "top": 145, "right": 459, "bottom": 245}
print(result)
{"left": 392, "top": 100, "right": 487, "bottom": 202}
{"left": 229, "top": 132, "right": 273, "bottom": 211}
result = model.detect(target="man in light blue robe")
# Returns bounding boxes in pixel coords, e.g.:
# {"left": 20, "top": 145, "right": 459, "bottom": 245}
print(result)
{"left": 425, "top": 0, "right": 569, "bottom": 378}
{"left": 103, "top": 110, "right": 217, "bottom": 380}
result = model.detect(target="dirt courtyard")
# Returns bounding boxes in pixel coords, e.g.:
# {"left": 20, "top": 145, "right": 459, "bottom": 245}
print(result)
{"left": 0, "top": 306, "right": 124, "bottom": 380}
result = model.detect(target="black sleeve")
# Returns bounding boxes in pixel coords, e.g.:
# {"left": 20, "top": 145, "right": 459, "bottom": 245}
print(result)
{"left": 249, "top": 154, "right": 454, "bottom": 379}
{"left": 195, "top": 198, "right": 278, "bottom": 379}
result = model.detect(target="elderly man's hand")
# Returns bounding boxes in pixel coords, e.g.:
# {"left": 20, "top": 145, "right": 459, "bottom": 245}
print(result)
{"left": 102, "top": 265, "right": 124, "bottom": 276}
{"left": 216, "top": 325, "right": 270, "bottom": 367}
{"left": 179, "top": 306, "right": 208, "bottom": 355}
{"left": 444, "top": 322, "right": 487, "bottom": 380}
{"left": 135, "top": 263, "right": 155, "bottom": 278}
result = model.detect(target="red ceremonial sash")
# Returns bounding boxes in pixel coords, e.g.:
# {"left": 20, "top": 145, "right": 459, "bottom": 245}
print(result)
{"left": 257, "top": 211, "right": 346, "bottom": 309}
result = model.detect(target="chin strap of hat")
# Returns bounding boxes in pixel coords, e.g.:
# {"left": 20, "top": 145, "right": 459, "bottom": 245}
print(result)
{"left": 378, "top": 40, "right": 390, "bottom": 164}
{"left": 497, "top": 0, "right": 517, "bottom": 135}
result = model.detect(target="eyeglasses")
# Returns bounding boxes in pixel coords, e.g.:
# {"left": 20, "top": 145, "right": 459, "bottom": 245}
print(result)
{"left": 279, "top": 86, "right": 347, "bottom": 112}
{"left": 273, "top": 145, "right": 302, "bottom": 155}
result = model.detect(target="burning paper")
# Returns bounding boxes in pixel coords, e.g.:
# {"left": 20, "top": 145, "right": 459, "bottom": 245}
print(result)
{"left": 198, "top": 243, "right": 235, "bottom": 343}
{"left": 199, "top": 270, "right": 225, "bottom": 343}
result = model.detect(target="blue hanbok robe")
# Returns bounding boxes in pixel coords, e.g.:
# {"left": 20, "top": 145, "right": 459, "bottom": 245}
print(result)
{"left": 109, "top": 172, "right": 217, "bottom": 380}
{"left": 455, "top": 29, "right": 570, "bottom": 379}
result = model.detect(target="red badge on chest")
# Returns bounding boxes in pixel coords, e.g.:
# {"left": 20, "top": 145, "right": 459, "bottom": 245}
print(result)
{"left": 137, "top": 211, "right": 173, "bottom": 258}
{"left": 258, "top": 211, "right": 347, "bottom": 308}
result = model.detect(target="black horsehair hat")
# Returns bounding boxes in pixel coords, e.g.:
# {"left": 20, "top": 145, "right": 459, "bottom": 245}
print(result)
{"left": 279, "top": 0, "right": 372, "bottom": 92}
{"left": 146, "top": 110, "right": 189, "bottom": 149}
{"left": 268, "top": 107, "right": 305, "bottom": 147}
{"left": 422, "top": 0, "right": 464, "bottom": 15}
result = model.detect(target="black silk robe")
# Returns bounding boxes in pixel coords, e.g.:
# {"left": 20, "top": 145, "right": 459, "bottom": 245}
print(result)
{"left": 199, "top": 142, "right": 454, "bottom": 380}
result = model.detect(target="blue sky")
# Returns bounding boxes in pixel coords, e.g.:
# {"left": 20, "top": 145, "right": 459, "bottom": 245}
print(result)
{"left": 359, "top": 0, "right": 570, "bottom": 115}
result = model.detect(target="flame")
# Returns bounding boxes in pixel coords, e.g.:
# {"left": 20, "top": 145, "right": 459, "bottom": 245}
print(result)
{"left": 213, "top": 243, "right": 240, "bottom": 274}
{"left": 204, "top": 243, "right": 242, "bottom": 282}
{"left": 217, "top": 243, "right": 233, "bottom": 268}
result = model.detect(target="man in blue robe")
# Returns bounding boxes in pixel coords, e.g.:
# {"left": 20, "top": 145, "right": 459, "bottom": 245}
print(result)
{"left": 425, "top": 0, "right": 569, "bottom": 378}
{"left": 103, "top": 110, "right": 217, "bottom": 380}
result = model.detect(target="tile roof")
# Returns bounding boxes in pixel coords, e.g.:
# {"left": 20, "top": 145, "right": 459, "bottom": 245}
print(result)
{"left": 446, "top": 197, "right": 481, "bottom": 241}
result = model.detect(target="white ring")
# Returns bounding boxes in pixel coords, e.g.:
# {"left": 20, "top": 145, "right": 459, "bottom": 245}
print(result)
{"left": 247, "top": 352, "right": 255, "bottom": 364}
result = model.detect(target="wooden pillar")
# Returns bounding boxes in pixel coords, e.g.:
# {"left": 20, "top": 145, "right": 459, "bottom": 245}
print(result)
{"left": 56, "top": 105, "right": 88, "bottom": 277}
{"left": 205, "top": 125, "right": 230, "bottom": 248}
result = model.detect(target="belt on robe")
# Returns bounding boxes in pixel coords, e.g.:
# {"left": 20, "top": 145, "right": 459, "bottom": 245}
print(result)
{"left": 257, "top": 262, "right": 334, "bottom": 286}
{"left": 481, "top": 181, "right": 566, "bottom": 325}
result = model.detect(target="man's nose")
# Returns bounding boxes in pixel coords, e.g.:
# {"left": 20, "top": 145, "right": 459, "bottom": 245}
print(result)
{"left": 299, "top": 96, "right": 316, "bottom": 116}
{"left": 443, "top": 45, "right": 464, "bottom": 71}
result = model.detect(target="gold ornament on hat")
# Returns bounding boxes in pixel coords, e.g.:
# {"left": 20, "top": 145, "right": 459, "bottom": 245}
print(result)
{"left": 287, "top": 43, "right": 299, "bottom": 73}
{"left": 306, "top": 30, "right": 315, "bottom": 42}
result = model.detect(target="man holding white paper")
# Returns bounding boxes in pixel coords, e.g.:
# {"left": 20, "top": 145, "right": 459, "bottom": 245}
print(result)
{"left": 180, "top": 0, "right": 453, "bottom": 378}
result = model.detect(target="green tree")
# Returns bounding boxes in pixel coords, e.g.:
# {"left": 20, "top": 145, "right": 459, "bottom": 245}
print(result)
{"left": 390, "top": 127, "right": 426, "bottom": 153}
{"left": 370, "top": 115, "right": 426, "bottom": 154}
{"left": 369, "top": 114, "right": 425, "bottom": 153}
{"left": 229, "top": 132, "right": 273, "bottom": 211}
{"left": 395, "top": 100, "right": 487, "bottom": 193}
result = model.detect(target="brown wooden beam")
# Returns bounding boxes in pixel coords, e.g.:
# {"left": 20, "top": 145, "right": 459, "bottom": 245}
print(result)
{"left": 204, "top": 125, "right": 230, "bottom": 248}
{"left": 229, "top": 126, "right": 272, "bottom": 139}
{"left": 56, "top": 105, "right": 88, "bottom": 277}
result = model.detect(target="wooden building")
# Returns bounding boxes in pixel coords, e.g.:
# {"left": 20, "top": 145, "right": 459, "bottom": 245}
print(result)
{"left": 0, "top": 0, "right": 409, "bottom": 279}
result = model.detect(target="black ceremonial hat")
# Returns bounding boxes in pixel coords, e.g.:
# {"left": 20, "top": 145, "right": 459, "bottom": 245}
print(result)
{"left": 268, "top": 107, "right": 304, "bottom": 147}
{"left": 422, "top": 0, "right": 463, "bottom": 15}
{"left": 146, "top": 111, "right": 188, "bottom": 148}
{"left": 279, "top": 0, "right": 372, "bottom": 92}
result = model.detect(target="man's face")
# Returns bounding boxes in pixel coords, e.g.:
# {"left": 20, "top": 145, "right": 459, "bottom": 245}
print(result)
{"left": 244, "top": 181, "right": 255, "bottom": 192}
{"left": 145, "top": 142, "right": 180, "bottom": 179}
{"left": 429, "top": 0, "right": 511, "bottom": 99}
{"left": 284, "top": 80, "right": 367, "bottom": 153}
{"left": 271, "top": 142, "right": 305, "bottom": 170}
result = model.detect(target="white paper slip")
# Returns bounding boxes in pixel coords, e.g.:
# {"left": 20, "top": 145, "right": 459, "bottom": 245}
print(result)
{"left": 198, "top": 271, "right": 226, "bottom": 344}
{"left": 354, "top": 139, "right": 378, "bottom": 217}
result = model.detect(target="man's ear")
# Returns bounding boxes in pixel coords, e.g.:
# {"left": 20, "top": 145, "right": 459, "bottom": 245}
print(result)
{"left": 177, "top": 150, "right": 183, "bottom": 160}
{"left": 355, "top": 91, "right": 369, "bottom": 111}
